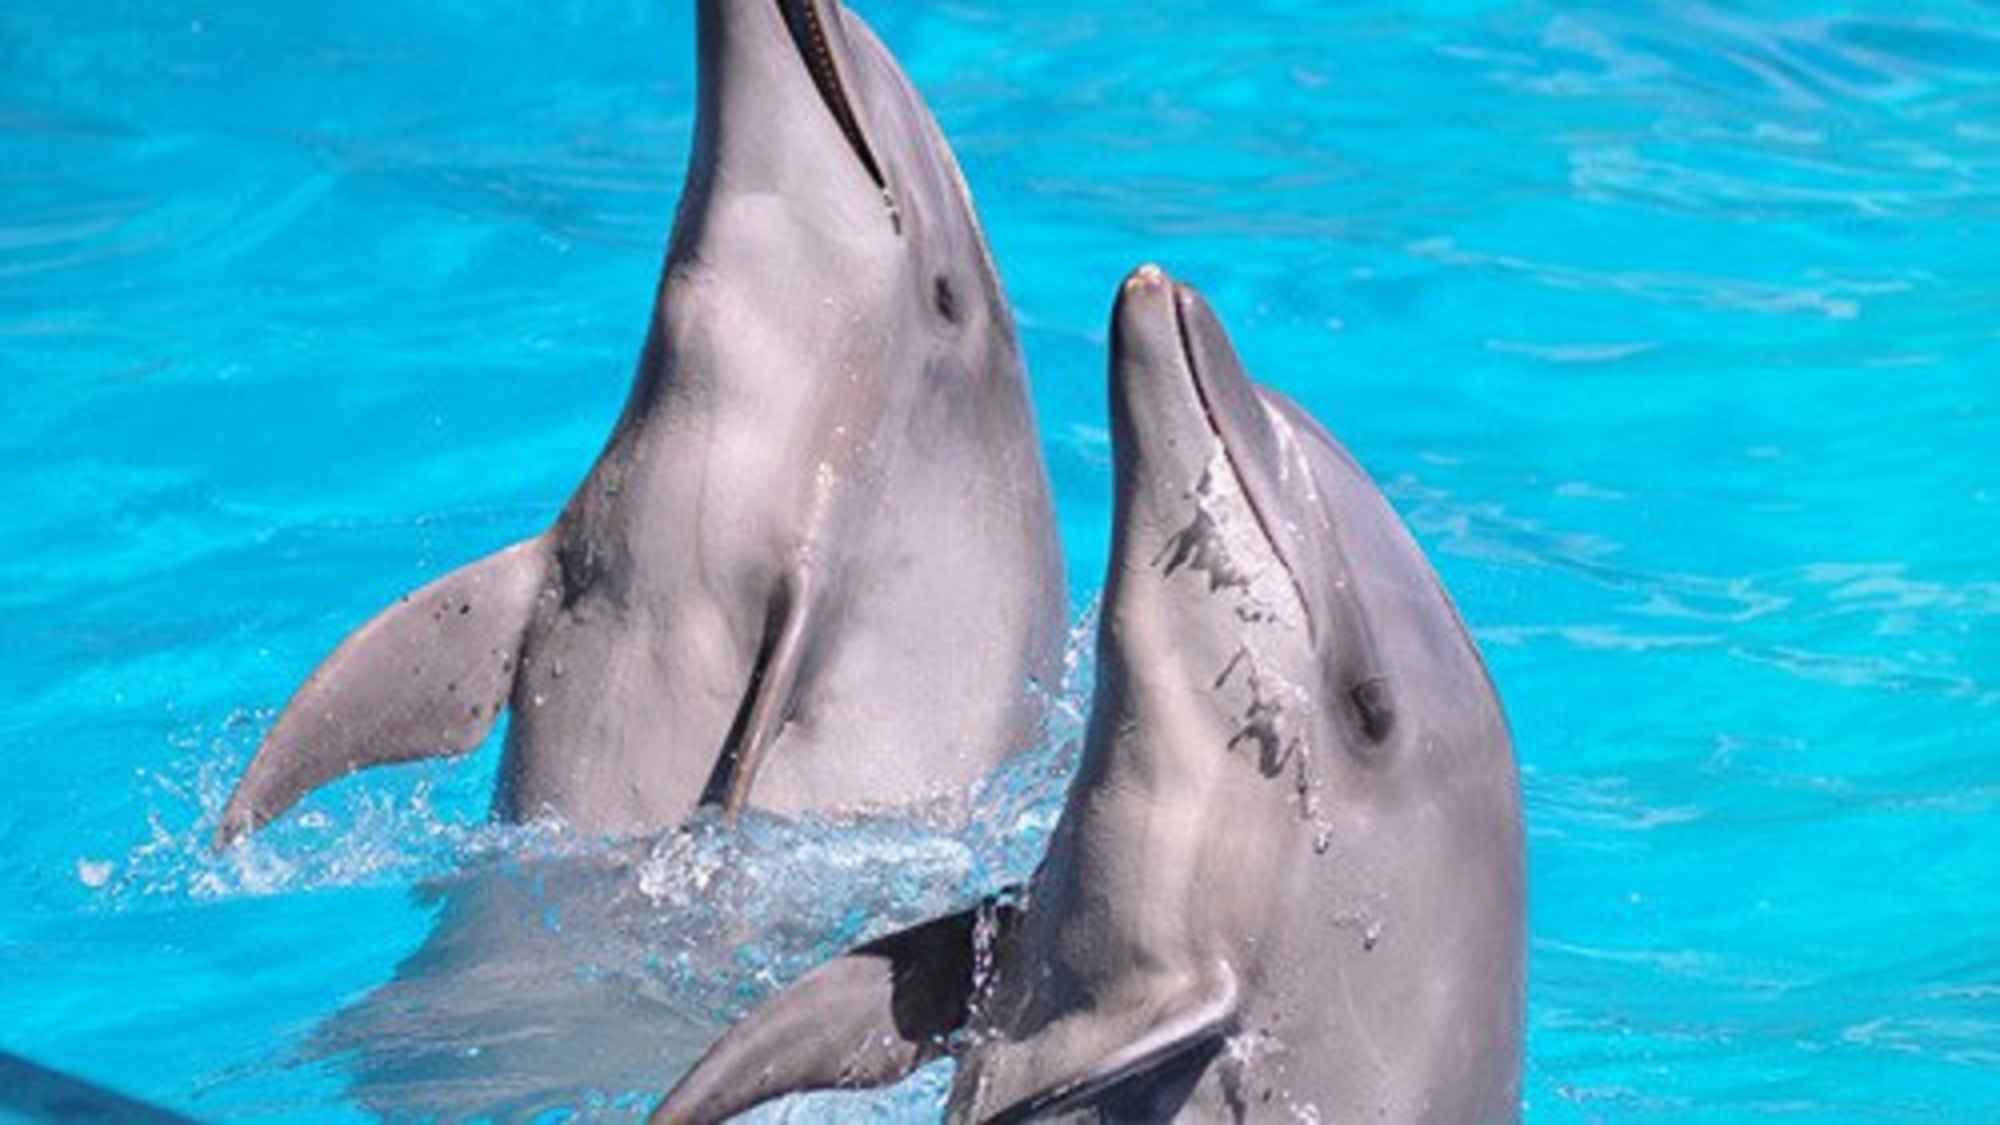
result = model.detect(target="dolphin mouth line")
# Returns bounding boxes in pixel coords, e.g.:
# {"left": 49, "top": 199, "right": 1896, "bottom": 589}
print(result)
{"left": 1172, "top": 288, "right": 1316, "bottom": 638}
{"left": 776, "top": 0, "right": 901, "bottom": 232}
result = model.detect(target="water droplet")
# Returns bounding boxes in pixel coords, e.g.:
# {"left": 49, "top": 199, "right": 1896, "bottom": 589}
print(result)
{"left": 637, "top": 856, "right": 671, "bottom": 902}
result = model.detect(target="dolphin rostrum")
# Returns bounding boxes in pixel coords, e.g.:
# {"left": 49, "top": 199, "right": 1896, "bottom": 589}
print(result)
{"left": 217, "top": 0, "right": 1067, "bottom": 846}
{"left": 653, "top": 265, "right": 1526, "bottom": 1122}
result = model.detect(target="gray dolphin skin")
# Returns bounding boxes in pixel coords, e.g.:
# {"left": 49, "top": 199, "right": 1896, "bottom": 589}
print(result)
{"left": 0, "top": 1051, "right": 198, "bottom": 1124}
{"left": 653, "top": 266, "right": 1525, "bottom": 1122}
{"left": 216, "top": 0, "right": 1066, "bottom": 846}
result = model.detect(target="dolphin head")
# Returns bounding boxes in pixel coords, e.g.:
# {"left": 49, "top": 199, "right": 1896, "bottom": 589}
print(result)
{"left": 1098, "top": 264, "right": 1327, "bottom": 793}
{"left": 648, "top": 0, "right": 1014, "bottom": 406}
{"left": 547, "top": 1, "right": 1060, "bottom": 824}
{"left": 1099, "top": 264, "right": 1513, "bottom": 816}
{"left": 1098, "top": 265, "right": 1524, "bottom": 1116}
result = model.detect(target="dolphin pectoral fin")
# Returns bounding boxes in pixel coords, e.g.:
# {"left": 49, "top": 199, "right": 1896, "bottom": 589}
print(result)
{"left": 214, "top": 536, "right": 550, "bottom": 849}
{"left": 0, "top": 1051, "right": 199, "bottom": 1124}
{"left": 713, "top": 566, "right": 817, "bottom": 819}
{"left": 654, "top": 903, "right": 1009, "bottom": 1125}
{"left": 981, "top": 965, "right": 1241, "bottom": 1125}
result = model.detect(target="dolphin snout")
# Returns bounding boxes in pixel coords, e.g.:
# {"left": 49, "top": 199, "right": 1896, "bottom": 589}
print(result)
{"left": 1124, "top": 261, "right": 1169, "bottom": 293}
{"left": 773, "top": 0, "right": 889, "bottom": 194}
{"left": 1110, "top": 264, "right": 1188, "bottom": 397}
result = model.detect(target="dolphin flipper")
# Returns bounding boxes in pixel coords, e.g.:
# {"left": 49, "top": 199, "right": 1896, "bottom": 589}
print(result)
{"left": 654, "top": 904, "right": 1008, "bottom": 1125}
{"left": 216, "top": 537, "right": 549, "bottom": 847}
{"left": 714, "top": 566, "right": 818, "bottom": 819}
{"left": 0, "top": 1051, "right": 198, "bottom": 1124}
{"left": 977, "top": 966, "right": 1240, "bottom": 1125}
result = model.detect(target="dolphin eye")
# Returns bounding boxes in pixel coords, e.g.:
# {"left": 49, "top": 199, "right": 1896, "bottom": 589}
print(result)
{"left": 933, "top": 274, "right": 960, "bottom": 325}
{"left": 1348, "top": 677, "right": 1396, "bottom": 746}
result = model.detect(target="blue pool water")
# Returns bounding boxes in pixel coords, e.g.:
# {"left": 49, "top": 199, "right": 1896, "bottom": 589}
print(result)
{"left": 3, "top": 0, "right": 1995, "bottom": 1118}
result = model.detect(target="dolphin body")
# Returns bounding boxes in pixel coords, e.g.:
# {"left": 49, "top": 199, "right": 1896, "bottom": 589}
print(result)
{"left": 654, "top": 267, "right": 1526, "bottom": 1122}
{"left": 217, "top": 0, "right": 1066, "bottom": 846}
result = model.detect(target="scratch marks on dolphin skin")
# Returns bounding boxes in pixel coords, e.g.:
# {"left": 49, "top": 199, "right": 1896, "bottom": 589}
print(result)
{"left": 1153, "top": 461, "right": 1284, "bottom": 612}
{"left": 1153, "top": 442, "right": 1336, "bottom": 825}
{"left": 1155, "top": 505, "right": 1248, "bottom": 594}
{"left": 1229, "top": 693, "right": 1294, "bottom": 778}
{"left": 1214, "top": 645, "right": 1320, "bottom": 823}
{"left": 1214, "top": 646, "right": 1298, "bottom": 779}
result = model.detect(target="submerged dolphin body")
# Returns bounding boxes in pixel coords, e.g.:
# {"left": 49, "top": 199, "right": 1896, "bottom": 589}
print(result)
{"left": 217, "top": 0, "right": 1066, "bottom": 845}
{"left": 0, "top": 1052, "right": 197, "bottom": 1124}
{"left": 655, "top": 267, "right": 1526, "bottom": 1122}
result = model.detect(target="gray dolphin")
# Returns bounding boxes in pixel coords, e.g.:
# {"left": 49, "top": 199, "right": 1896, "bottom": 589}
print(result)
{"left": 216, "top": 0, "right": 1066, "bottom": 846}
{"left": 0, "top": 1051, "right": 197, "bottom": 1124}
{"left": 653, "top": 266, "right": 1525, "bottom": 1122}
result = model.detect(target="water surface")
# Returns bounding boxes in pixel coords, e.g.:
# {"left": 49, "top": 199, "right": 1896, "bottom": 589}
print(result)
{"left": 2, "top": 0, "right": 1994, "bottom": 1118}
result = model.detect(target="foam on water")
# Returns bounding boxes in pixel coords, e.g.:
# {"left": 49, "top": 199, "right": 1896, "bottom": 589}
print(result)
{"left": 2, "top": 0, "right": 1994, "bottom": 1120}
{"left": 58, "top": 605, "right": 1091, "bottom": 1120}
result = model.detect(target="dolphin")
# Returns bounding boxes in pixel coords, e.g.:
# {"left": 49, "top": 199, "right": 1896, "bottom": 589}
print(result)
{"left": 653, "top": 265, "right": 1526, "bottom": 1122}
{"left": 216, "top": 0, "right": 1067, "bottom": 846}
{"left": 0, "top": 1051, "right": 198, "bottom": 1124}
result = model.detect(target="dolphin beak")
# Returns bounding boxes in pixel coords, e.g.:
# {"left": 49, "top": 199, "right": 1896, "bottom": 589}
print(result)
{"left": 1172, "top": 276, "right": 1306, "bottom": 603}
{"left": 1114, "top": 265, "right": 1320, "bottom": 641}
{"left": 774, "top": 0, "right": 894, "bottom": 212}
